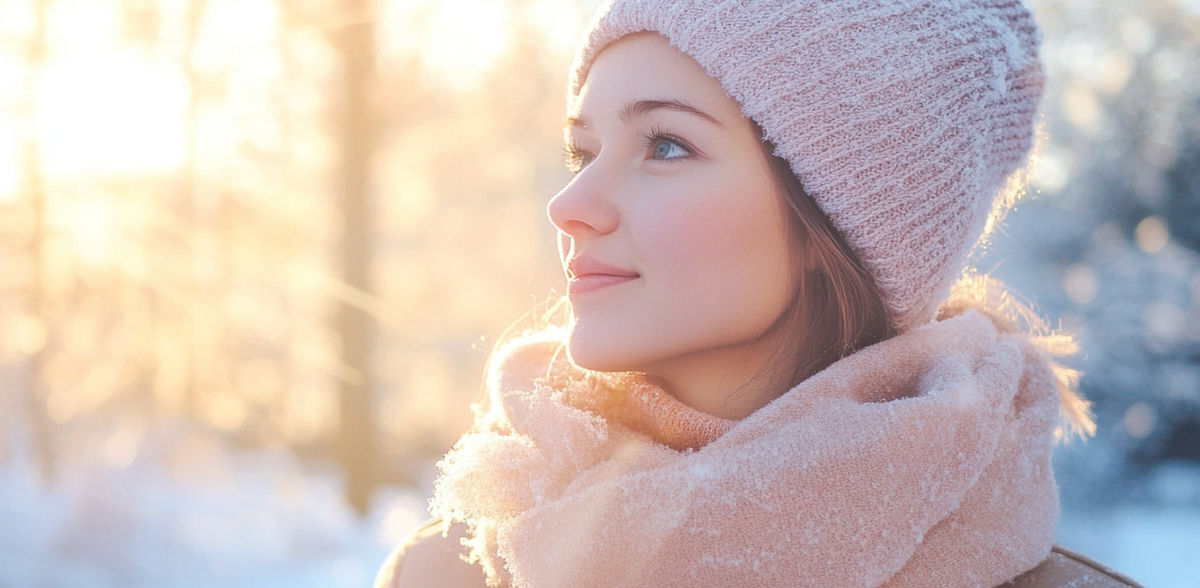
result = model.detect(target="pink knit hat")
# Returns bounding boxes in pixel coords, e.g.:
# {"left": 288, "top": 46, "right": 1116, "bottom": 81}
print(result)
{"left": 568, "top": 0, "right": 1046, "bottom": 332}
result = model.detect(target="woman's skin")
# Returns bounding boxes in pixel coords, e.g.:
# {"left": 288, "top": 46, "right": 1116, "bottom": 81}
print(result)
{"left": 548, "top": 32, "right": 803, "bottom": 420}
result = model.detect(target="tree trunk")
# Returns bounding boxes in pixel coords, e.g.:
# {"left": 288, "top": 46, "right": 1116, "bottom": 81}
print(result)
{"left": 332, "top": 0, "right": 378, "bottom": 515}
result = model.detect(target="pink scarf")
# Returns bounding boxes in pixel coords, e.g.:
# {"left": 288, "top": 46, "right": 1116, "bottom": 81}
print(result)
{"left": 431, "top": 309, "right": 1067, "bottom": 587}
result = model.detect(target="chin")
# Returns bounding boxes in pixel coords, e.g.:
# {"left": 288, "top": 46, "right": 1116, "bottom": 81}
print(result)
{"left": 565, "top": 337, "right": 624, "bottom": 372}
{"left": 565, "top": 321, "right": 640, "bottom": 373}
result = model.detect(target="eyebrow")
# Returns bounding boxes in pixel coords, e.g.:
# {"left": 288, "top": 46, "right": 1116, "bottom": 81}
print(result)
{"left": 564, "top": 99, "right": 724, "bottom": 130}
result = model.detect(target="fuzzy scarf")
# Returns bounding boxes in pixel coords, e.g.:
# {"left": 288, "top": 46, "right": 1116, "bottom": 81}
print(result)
{"left": 430, "top": 309, "right": 1070, "bottom": 587}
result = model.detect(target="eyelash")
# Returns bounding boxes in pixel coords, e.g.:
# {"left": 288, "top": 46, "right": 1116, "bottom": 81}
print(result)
{"left": 563, "top": 142, "right": 591, "bottom": 174}
{"left": 562, "top": 126, "right": 697, "bottom": 174}
{"left": 638, "top": 124, "right": 696, "bottom": 160}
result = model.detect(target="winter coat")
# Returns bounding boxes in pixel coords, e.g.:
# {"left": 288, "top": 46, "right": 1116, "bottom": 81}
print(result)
{"left": 373, "top": 518, "right": 1144, "bottom": 587}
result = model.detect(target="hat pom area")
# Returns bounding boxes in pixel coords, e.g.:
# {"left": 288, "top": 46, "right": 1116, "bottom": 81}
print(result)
{"left": 568, "top": 0, "right": 1046, "bottom": 332}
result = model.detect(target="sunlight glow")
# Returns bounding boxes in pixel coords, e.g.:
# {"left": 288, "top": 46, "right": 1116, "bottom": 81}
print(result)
{"left": 35, "top": 52, "right": 188, "bottom": 177}
{"left": 522, "top": 0, "right": 590, "bottom": 53}
{"left": 282, "top": 383, "right": 335, "bottom": 444}
{"left": 1029, "top": 147, "right": 1071, "bottom": 192}
{"left": 46, "top": 0, "right": 120, "bottom": 50}
{"left": 14, "top": 313, "right": 47, "bottom": 356}
{"left": 194, "top": 0, "right": 280, "bottom": 71}
{"left": 0, "top": 2, "right": 34, "bottom": 39}
{"left": 0, "top": 131, "right": 18, "bottom": 204}
{"left": 205, "top": 391, "right": 249, "bottom": 432}
{"left": 382, "top": 0, "right": 513, "bottom": 87}
{"left": 235, "top": 358, "right": 284, "bottom": 405}
{"left": 56, "top": 196, "right": 120, "bottom": 268}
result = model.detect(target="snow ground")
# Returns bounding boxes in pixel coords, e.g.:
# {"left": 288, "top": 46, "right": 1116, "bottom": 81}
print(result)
{"left": 1058, "top": 502, "right": 1200, "bottom": 588}
{"left": 0, "top": 433, "right": 429, "bottom": 588}
{"left": 1, "top": 437, "right": 1196, "bottom": 587}
{"left": 1056, "top": 462, "right": 1200, "bottom": 588}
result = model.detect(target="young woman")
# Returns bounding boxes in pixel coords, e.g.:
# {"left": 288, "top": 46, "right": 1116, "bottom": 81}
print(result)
{"left": 377, "top": 1, "right": 1143, "bottom": 586}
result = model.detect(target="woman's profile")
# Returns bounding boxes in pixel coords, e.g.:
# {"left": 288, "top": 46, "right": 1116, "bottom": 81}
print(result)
{"left": 376, "top": 1, "right": 1143, "bottom": 586}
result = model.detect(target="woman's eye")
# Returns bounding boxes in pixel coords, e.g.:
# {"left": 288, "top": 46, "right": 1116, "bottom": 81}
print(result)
{"left": 562, "top": 130, "right": 694, "bottom": 174}
{"left": 641, "top": 126, "right": 695, "bottom": 162}
{"left": 648, "top": 137, "right": 689, "bottom": 160}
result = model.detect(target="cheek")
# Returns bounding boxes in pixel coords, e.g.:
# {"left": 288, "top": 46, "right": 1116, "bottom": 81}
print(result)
{"left": 638, "top": 178, "right": 792, "bottom": 300}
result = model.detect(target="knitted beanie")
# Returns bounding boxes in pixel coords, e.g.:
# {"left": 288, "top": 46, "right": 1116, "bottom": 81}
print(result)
{"left": 567, "top": 0, "right": 1045, "bottom": 332}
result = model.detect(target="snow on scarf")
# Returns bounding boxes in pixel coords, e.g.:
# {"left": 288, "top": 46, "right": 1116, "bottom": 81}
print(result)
{"left": 430, "top": 308, "right": 1066, "bottom": 588}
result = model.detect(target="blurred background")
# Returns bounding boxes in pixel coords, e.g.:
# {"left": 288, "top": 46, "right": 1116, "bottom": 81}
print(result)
{"left": 0, "top": 0, "right": 1195, "bottom": 586}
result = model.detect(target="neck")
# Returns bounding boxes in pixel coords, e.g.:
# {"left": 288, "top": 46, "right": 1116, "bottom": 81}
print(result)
{"left": 638, "top": 330, "right": 796, "bottom": 421}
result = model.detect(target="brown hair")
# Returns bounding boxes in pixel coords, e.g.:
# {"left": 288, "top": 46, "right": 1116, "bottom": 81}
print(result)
{"left": 737, "top": 136, "right": 1095, "bottom": 441}
{"left": 729, "top": 138, "right": 895, "bottom": 405}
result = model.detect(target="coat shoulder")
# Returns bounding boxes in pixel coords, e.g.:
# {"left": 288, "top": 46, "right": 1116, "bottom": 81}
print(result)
{"left": 1000, "top": 545, "right": 1144, "bottom": 588}
{"left": 373, "top": 518, "right": 489, "bottom": 588}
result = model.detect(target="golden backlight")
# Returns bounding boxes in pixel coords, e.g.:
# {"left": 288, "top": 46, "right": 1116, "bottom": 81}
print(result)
{"left": 0, "top": 0, "right": 594, "bottom": 516}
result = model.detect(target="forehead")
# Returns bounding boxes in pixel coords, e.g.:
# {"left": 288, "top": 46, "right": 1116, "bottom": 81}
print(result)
{"left": 567, "top": 32, "right": 743, "bottom": 126}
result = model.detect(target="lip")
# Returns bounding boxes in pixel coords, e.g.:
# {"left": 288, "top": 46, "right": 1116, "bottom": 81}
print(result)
{"left": 566, "top": 256, "right": 639, "bottom": 279}
{"left": 565, "top": 255, "right": 640, "bottom": 297}
{"left": 568, "top": 274, "right": 638, "bottom": 296}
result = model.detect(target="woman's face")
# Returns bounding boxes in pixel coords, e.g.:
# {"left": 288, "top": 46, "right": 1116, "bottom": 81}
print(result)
{"left": 547, "top": 32, "right": 798, "bottom": 411}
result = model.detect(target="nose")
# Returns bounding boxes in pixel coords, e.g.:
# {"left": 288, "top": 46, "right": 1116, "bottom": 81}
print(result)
{"left": 546, "top": 168, "right": 620, "bottom": 239}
